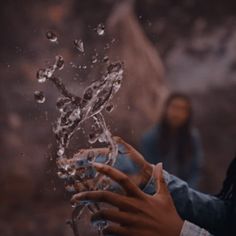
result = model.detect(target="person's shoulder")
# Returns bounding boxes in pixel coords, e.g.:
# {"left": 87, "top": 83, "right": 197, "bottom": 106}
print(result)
{"left": 142, "top": 124, "right": 160, "bottom": 142}
{"left": 190, "top": 128, "right": 202, "bottom": 143}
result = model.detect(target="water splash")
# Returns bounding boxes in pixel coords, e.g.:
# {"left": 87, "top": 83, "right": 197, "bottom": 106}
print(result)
{"left": 35, "top": 36, "right": 123, "bottom": 235}
{"left": 74, "top": 39, "right": 84, "bottom": 53}
{"left": 96, "top": 23, "right": 105, "bottom": 36}
{"left": 34, "top": 91, "right": 46, "bottom": 103}
{"left": 46, "top": 31, "right": 58, "bottom": 43}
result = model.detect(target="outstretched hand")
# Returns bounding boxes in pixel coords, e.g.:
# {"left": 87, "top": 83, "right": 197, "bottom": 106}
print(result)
{"left": 71, "top": 136, "right": 153, "bottom": 192}
{"left": 71, "top": 162, "right": 184, "bottom": 236}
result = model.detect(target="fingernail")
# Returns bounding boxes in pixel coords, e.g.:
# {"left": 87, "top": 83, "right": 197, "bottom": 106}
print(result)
{"left": 159, "top": 162, "right": 163, "bottom": 170}
{"left": 71, "top": 193, "right": 82, "bottom": 202}
{"left": 92, "top": 162, "right": 104, "bottom": 168}
{"left": 154, "top": 162, "right": 163, "bottom": 177}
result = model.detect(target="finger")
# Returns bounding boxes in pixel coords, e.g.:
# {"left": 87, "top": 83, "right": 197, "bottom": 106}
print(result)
{"left": 71, "top": 191, "right": 139, "bottom": 211}
{"left": 154, "top": 163, "right": 169, "bottom": 196}
{"left": 73, "top": 148, "right": 109, "bottom": 159}
{"left": 114, "top": 136, "right": 151, "bottom": 175}
{"left": 93, "top": 163, "right": 145, "bottom": 198}
{"left": 114, "top": 136, "right": 144, "bottom": 159}
{"left": 103, "top": 224, "right": 130, "bottom": 236}
{"left": 92, "top": 209, "right": 138, "bottom": 226}
{"left": 113, "top": 136, "right": 132, "bottom": 153}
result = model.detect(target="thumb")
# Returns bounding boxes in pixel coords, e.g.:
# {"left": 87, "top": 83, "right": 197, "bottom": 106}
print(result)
{"left": 154, "top": 163, "right": 169, "bottom": 196}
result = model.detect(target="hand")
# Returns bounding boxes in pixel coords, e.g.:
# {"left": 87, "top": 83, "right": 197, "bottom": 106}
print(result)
{"left": 70, "top": 136, "right": 153, "bottom": 192}
{"left": 71, "top": 163, "right": 184, "bottom": 236}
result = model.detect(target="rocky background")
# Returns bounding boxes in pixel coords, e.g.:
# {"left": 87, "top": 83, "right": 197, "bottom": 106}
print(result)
{"left": 0, "top": 0, "right": 236, "bottom": 235}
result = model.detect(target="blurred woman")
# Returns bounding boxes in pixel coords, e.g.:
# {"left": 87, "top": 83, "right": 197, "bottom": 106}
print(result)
{"left": 141, "top": 93, "right": 203, "bottom": 188}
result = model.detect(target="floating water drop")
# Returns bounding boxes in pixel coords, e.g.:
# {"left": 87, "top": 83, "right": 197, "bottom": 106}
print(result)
{"left": 83, "top": 87, "right": 93, "bottom": 101}
{"left": 57, "top": 147, "right": 65, "bottom": 156}
{"left": 103, "top": 56, "right": 109, "bottom": 64}
{"left": 96, "top": 23, "right": 105, "bottom": 36}
{"left": 74, "top": 39, "right": 84, "bottom": 53}
{"left": 36, "top": 69, "right": 47, "bottom": 83}
{"left": 69, "top": 108, "right": 81, "bottom": 121}
{"left": 104, "top": 43, "right": 110, "bottom": 50}
{"left": 65, "top": 184, "right": 75, "bottom": 192}
{"left": 55, "top": 55, "right": 64, "bottom": 70}
{"left": 88, "top": 133, "right": 98, "bottom": 144}
{"left": 87, "top": 151, "right": 95, "bottom": 162}
{"left": 92, "top": 54, "right": 98, "bottom": 64}
{"left": 38, "top": 66, "right": 54, "bottom": 79}
{"left": 107, "top": 62, "right": 122, "bottom": 73}
{"left": 105, "top": 103, "right": 114, "bottom": 113}
{"left": 57, "top": 171, "right": 68, "bottom": 179}
{"left": 68, "top": 167, "right": 76, "bottom": 176}
{"left": 46, "top": 31, "right": 58, "bottom": 43}
{"left": 34, "top": 91, "right": 46, "bottom": 104}
{"left": 56, "top": 97, "right": 71, "bottom": 111}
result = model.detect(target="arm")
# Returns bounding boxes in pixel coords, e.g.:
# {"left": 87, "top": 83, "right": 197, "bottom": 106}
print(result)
{"left": 72, "top": 163, "right": 214, "bottom": 236}
{"left": 188, "top": 129, "right": 204, "bottom": 188}
{"left": 143, "top": 168, "right": 230, "bottom": 236}
{"left": 74, "top": 137, "right": 229, "bottom": 235}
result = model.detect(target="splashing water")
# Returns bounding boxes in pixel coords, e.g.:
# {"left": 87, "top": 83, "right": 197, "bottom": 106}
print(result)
{"left": 35, "top": 31, "right": 123, "bottom": 236}
{"left": 46, "top": 31, "right": 58, "bottom": 43}
{"left": 74, "top": 39, "right": 84, "bottom": 53}
{"left": 34, "top": 91, "right": 46, "bottom": 103}
{"left": 96, "top": 23, "right": 105, "bottom": 36}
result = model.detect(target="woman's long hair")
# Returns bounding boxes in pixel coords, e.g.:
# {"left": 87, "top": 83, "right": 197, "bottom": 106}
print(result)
{"left": 157, "top": 93, "right": 193, "bottom": 163}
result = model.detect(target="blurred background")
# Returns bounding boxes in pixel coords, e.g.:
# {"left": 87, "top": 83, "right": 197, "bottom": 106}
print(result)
{"left": 0, "top": 0, "right": 236, "bottom": 235}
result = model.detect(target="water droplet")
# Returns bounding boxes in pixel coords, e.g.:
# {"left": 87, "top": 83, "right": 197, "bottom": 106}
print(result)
{"left": 55, "top": 55, "right": 64, "bottom": 70}
{"left": 34, "top": 91, "right": 46, "bottom": 103}
{"left": 98, "top": 134, "right": 106, "bottom": 143}
{"left": 65, "top": 184, "right": 75, "bottom": 192}
{"left": 70, "top": 62, "right": 77, "bottom": 68}
{"left": 56, "top": 97, "right": 71, "bottom": 111}
{"left": 57, "top": 171, "right": 68, "bottom": 179}
{"left": 71, "top": 202, "right": 77, "bottom": 208}
{"left": 104, "top": 43, "right": 110, "bottom": 50}
{"left": 36, "top": 69, "right": 47, "bottom": 83}
{"left": 67, "top": 167, "right": 76, "bottom": 176}
{"left": 57, "top": 147, "right": 65, "bottom": 156}
{"left": 96, "top": 23, "right": 105, "bottom": 36}
{"left": 107, "top": 62, "right": 122, "bottom": 73}
{"left": 93, "top": 219, "right": 107, "bottom": 233}
{"left": 46, "top": 31, "right": 58, "bottom": 43}
{"left": 88, "top": 133, "right": 97, "bottom": 144}
{"left": 103, "top": 56, "right": 109, "bottom": 64}
{"left": 83, "top": 87, "right": 93, "bottom": 101}
{"left": 74, "top": 39, "right": 84, "bottom": 53}
{"left": 105, "top": 103, "right": 114, "bottom": 112}
{"left": 87, "top": 151, "right": 95, "bottom": 162}
{"left": 92, "top": 54, "right": 98, "bottom": 64}
{"left": 69, "top": 108, "right": 81, "bottom": 121}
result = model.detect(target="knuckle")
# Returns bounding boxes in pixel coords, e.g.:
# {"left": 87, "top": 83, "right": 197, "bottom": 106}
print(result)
{"left": 118, "top": 175, "right": 129, "bottom": 185}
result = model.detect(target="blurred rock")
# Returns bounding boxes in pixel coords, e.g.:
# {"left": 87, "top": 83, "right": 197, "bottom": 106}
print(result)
{"left": 106, "top": 2, "right": 168, "bottom": 144}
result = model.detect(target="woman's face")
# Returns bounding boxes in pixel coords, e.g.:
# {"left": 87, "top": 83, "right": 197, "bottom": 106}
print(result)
{"left": 166, "top": 98, "right": 190, "bottom": 129}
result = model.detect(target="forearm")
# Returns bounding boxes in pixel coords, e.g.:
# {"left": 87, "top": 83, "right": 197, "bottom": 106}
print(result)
{"left": 143, "top": 168, "right": 230, "bottom": 235}
{"left": 166, "top": 172, "right": 229, "bottom": 235}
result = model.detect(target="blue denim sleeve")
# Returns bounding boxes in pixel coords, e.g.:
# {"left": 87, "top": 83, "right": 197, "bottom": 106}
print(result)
{"left": 142, "top": 169, "right": 230, "bottom": 236}
{"left": 188, "top": 129, "right": 204, "bottom": 188}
